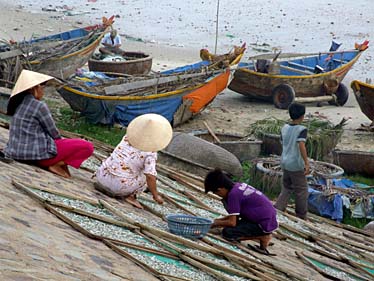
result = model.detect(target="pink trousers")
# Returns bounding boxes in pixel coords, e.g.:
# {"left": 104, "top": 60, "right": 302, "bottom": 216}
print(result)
{"left": 38, "top": 139, "right": 94, "bottom": 169}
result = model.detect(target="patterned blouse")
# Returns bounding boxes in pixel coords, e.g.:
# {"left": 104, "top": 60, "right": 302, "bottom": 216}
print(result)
{"left": 4, "top": 94, "right": 61, "bottom": 160}
{"left": 96, "top": 136, "right": 157, "bottom": 196}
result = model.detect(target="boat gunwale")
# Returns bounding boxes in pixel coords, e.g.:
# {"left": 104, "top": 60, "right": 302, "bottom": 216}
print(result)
{"left": 59, "top": 69, "right": 232, "bottom": 101}
{"left": 351, "top": 79, "right": 374, "bottom": 91}
{"left": 59, "top": 52, "right": 242, "bottom": 101}
{"left": 60, "top": 83, "right": 203, "bottom": 101}
{"left": 88, "top": 54, "right": 153, "bottom": 65}
{"left": 29, "top": 25, "right": 110, "bottom": 64}
{"left": 236, "top": 50, "right": 362, "bottom": 80}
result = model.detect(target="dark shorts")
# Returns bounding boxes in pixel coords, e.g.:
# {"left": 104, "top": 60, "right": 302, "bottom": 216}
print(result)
{"left": 222, "top": 218, "right": 267, "bottom": 241}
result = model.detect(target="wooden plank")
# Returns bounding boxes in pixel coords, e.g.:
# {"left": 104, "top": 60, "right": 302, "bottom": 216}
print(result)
{"left": 333, "top": 59, "right": 348, "bottom": 64}
{"left": 0, "top": 86, "right": 12, "bottom": 95}
{"left": 279, "top": 65, "right": 314, "bottom": 75}
{"left": 104, "top": 71, "right": 217, "bottom": 96}
{"left": 295, "top": 96, "right": 334, "bottom": 103}
{"left": 288, "top": 61, "right": 315, "bottom": 71}
{"left": 0, "top": 49, "right": 23, "bottom": 60}
{"left": 203, "top": 121, "right": 221, "bottom": 143}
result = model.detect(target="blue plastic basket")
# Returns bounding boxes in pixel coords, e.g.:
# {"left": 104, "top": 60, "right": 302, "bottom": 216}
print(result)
{"left": 166, "top": 214, "right": 213, "bottom": 239}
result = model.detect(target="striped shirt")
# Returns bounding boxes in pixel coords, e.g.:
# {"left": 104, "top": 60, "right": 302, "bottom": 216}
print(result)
{"left": 4, "top": 94, "right": 61, "bottom": 160}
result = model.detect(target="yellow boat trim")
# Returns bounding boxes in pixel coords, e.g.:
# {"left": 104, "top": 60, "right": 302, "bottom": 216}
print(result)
{"left": 230, "top": 53, "right": 244, "bottom": 66}
{"left": 351, "top": 79, "right": 374, "bottom": 91}
{"left": 239, "top": 52, "right": 362, "bottom": 79}
{"left": 62, "top": 83, "right": 205, "bottom": 101}
{"left": 29, "top": 26, "right": 109, "bottom": 65}
{"left": 59, "top": 48, "right": 241, "bottom": 100}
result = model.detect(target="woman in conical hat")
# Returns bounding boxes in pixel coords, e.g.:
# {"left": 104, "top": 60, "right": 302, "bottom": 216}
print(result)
{"left": 3, "top": 69, "right": 94, "bottom": 178}
{"left": 94, "top": 113, "right": 173, "bottom": 209}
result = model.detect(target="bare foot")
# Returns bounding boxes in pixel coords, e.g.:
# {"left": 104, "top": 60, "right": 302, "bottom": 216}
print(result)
{"left": 124, "top": 195, "right": 144, "bottom": 209}
{"left": 259, "top": 234, "right": 272, "bottom": 249}
{"left": 48, "top": 164, "right": 70, "bottom": 178}
{"left": 62, "top": 164, "right": 71, "bottom": 177}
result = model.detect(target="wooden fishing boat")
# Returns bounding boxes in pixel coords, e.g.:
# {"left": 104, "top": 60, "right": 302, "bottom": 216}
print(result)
{"left": 228, "top": 41, "right": 369, "bottom": 109}
{"left": 189, "top": 130, "right": 262, "bottom": 162}
{"left": 0, "top": 22, "right": 109, "bottom": 85}
{"left": 88, "top": 51, "right": 152, "bottom": 75}
{"left": 333, "top": 149, "right": 374, "bottom": 176}
{"left": 351, "top": 80, "right": 374, "bottom": 126}
{"left": 57, "top": 50, "right": 244, "bottom": 127}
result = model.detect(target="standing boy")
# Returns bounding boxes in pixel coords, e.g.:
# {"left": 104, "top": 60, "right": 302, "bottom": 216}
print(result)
{"left": 205, "top": 169, "right": 278, "bottom": 255}
{"left": 275, "top": 103, "right": 310, "bottom": 219}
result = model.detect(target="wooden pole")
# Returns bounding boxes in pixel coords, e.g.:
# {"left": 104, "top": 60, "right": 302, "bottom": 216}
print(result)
{"left": 13, "top": 179, "right": 99, "bottom": 206}
{"left": 302, "top": 251, "right": 372, "bottom": 281}
{"left": 295, "top": 96, "right": 334, "bottom": 103}
{"left": 295, "top": 251, "right": 337, "bottom": 280}
{"left": 214, "top": 0, "right": 220, "bottom": 55}
{"left": 203, "top": 121, "right": 221, "bottom": 143}
{"left": 144, "top": 231, "right": 262, "bottom": 281}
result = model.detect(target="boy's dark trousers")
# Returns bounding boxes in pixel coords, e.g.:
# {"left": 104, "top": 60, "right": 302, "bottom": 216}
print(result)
{"left": 274, "top": 169, "right": 308, "bottom": 219}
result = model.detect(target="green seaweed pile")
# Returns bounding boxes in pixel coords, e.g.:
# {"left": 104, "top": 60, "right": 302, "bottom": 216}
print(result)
{"left": 249, "top": 117, "right": 347, "bottom": 160}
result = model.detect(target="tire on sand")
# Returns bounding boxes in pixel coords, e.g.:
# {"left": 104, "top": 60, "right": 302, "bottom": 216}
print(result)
{"left": 328, "top": 83, "right": 349, "bottom": 106}
{"left": 272, "top": 84, "right": 295, "bottom": 109}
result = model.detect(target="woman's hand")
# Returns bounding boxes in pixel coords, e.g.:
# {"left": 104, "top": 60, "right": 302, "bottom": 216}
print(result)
{"left": 153, "top": 194, "right": 164, "bottom": 204}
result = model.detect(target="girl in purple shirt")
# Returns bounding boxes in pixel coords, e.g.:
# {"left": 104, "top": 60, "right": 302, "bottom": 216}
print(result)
{"left": 205, "top": 169, "right": 278, "bottom": 255}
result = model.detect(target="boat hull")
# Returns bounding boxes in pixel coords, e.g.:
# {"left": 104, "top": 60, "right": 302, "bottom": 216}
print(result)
{"left": 190, "top": 131, "right": 262, "bottom": 162}
{"left": 229, "top": 50, "right": 363, "bottom": 101}
{"left": 333, "top": 150, "right": 374, "bottom": 176}
{"left": 57, "top": 69, "right": 231, "bottom": 127}
{"left": 1, "top": 25, "right": 107, "bottom": 82}
{"left": 88, "top": 52, "right": 152, "bottom": 75}
{"left": 351, "top": 80, "right": 374, "bottom": 124}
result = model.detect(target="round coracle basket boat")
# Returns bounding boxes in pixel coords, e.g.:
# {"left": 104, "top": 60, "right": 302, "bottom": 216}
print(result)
{"left": 88, "top": 51, "right": 152, "bottom": 75}
{"left": 255, "top": 157, "right": 344, "bottom": 179}
{"left": 189, "top": 130, "right": 262, "bottom": 163}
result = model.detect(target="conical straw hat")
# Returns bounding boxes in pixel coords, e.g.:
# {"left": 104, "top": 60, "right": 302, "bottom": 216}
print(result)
{"left": 127, "top": 114, "right": 173, "bottom": 152}
{"left": 11, "top": 69, "right": 54, "bottom": 97}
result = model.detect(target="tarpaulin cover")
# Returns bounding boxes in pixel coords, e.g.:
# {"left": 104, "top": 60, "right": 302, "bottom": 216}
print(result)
{"left": 161, "top": 61, "right": 210, "bottom": 75}
{"left": 308, "top": 178, "right": 373, "bottom": 221}
{"left": 308, "top": 187, "right": 344, "bottom": 221}
{"left": 112, "top": 97, "right": 182, "bottom": 126}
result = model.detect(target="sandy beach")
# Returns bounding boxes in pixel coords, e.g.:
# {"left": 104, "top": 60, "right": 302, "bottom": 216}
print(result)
{"left": 1, "top": 0, "right": 373, "bottom": 151}
{"left": 0, "top": 3, "right": 373, "bottom": 280}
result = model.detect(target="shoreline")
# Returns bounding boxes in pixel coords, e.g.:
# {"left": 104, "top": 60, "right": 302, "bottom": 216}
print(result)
{"left": 0, "top": 1, "right": 207, "bottom": 72}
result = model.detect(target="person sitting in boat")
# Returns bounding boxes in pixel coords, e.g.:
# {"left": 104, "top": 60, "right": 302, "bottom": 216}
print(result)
{"left": 99, "top": 29, "right": 125, "bottom": 56}
{"left": 3, "top": 70, "right": 94, "bottom": 178}
{"left": 94, "top": 114, "right": 173, "bottom": 209}
{"left": 255, "top": 59, "right": 270, "bottom": 73}
{"left": 204, "top": 168, "right": 278, "bottom": 255}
